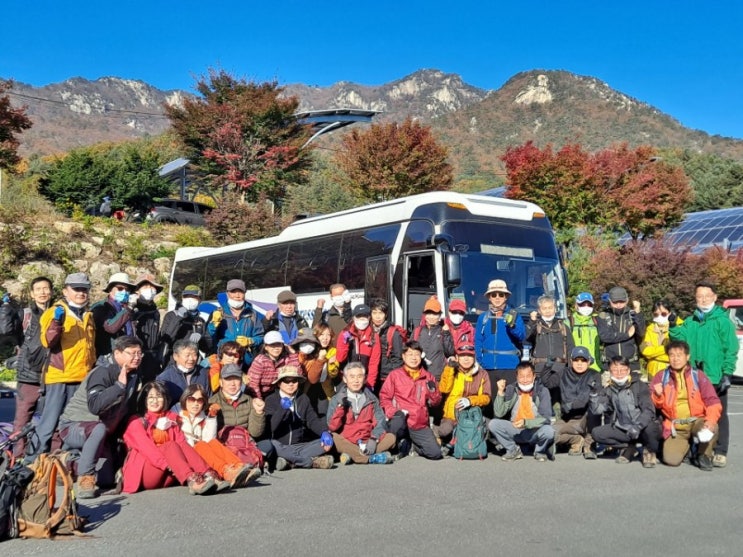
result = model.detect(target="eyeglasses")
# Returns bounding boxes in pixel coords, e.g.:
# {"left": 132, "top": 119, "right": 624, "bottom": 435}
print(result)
{"left": 610, "top": 299, "right": 628, "bottom": 304}
{"left": 457, "top": 346, "right": 475, "bottom": 353}
{"left": 282, "top": 378, "right": 300, "bottom": 384}
{"left": 146, "top": 395, "right": 164, "bottom": 401}
{"left": 577, "top": 302, "right": 593, "bottom": 307}
{"left": 653, "top": 312, "right": 669, "bottom": 317}
{"left": 124, "top": 351, "right": 144, "bottom": 358}
{"left": 112, "top": 285, "right": 129, "bottom": 292}
{"left": 70, "top": 287, "right": 89, "bottom": 293}
{"left": 186, "top": 396, "right": 205, "bottom": 403}
{"left": 223, "top": 351, "right": 241, "bottom": 358}
{"left": 489, "top": 292, "right": 507, "bottom": 298}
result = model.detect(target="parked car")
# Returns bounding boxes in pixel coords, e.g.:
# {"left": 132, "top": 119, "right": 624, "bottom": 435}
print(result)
{"left": 146, "top": 199, "right": 213, "bottom": 226}
{"left": 722, "top": 299, "right": 743, "bottom": 381}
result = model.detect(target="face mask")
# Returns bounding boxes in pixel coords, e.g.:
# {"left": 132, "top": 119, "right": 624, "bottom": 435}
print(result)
{"left": 331, "top": 296, "right": 345, "bottom": 309}
{"left": 518, "top": 383, "right": 534, "bottom": 392}
{"left": 653, "top": 315, "right": 668, "bottom": 325}
{"left": 299, "top": 343, "right": 315, "bottom": 355}
{"left": 280, "top": 310, "right": 295, "bottom": 317}
{"left": 67, "top": 301, "right": 87, "bottom": 309}
{"left": 228, "top": 298, "right": 244, "bottom": 310}
{"left": 577, "top": 306, "right": 593, "bottom": 317}
{"left": 181, "top": 298, "right": 199, "bottom": 312}
{"left": 611, "top": 376, "right": 630, "bottom": 386}
{"left": 449, "top": 314, "right": 464, "bottom": 325}
{"left": 542, "top": 316, "right": 555, "bottom": 324}
{"left": 697, "top": 304, "right": 714, "bottom": 313}
{"left": 354, "top": 318, "right": 370, "bottom": 331}
{"left": 140, "top": 288, "right": 156, "bottom": 301}
{"left": 113, "top": 290, "right": 129, "bottom": 304}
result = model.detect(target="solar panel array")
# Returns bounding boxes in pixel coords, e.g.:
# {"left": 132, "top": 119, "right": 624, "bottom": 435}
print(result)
{"left": 665, "top": 207, "right": 743, "bottom": 253}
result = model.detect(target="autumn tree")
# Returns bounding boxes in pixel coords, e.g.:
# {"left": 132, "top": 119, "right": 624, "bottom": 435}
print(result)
{"left": 334, "top": 117, "right": 453, "bottom": 202}
{"left": 165, "top": 69, "right": 313, "bottom": 207}
{"left": 0, "top": 80, "right": 33, "bottom": 171}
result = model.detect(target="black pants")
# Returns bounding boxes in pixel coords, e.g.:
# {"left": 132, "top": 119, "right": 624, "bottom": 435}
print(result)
{"left": 387, "top": 413, "right": 441, "bottom": 460}
{"left": 591, "top": 421, "right": 661, "bottom": 453}
{"left": 717, "top": 389, "right": 729, "bottom": 456}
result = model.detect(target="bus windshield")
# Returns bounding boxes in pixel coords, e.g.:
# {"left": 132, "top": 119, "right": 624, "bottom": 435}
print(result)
{"left": 442, "top": 220, "right": 565, "bottom": 316}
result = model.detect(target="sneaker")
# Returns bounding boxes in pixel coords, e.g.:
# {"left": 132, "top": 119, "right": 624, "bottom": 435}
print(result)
{"left": 397, "top": 439, "right": 411, "bottom": 458}
{"left": 568, "top": 439, "right": 584, "bottom": 456}
{"left": 275, "top": 457, "right": 291, "bottom": 471}
{"left": 583, "top": 443, "right": 597, "bottom": 460}
{"left": 534, "top": 453, "right": 548, "bottom": 462}
{"left": 187, "top": 473, "right": 217, "bottom": 495}
{"left": 339, "top": 453, "right": 352, "bottom": 466}
{"left": 76, "top": 474, "right": 98, "bottom": 499}
{"left": 311, "top": 455, "right": 335, "bottom": 469}
{"left": 368, "top": 451, "right": 393, "bottom": 464}
{"left": 223, "top": 464, "right": 252, "bottom": 489}
{"left": 441, "top": 444, "right": 452, "bottom": 458}
{"left": 501, "top": 448, "right": 523, "bottom": 461}
{"left": 245, "top": 467, "right": 262, "bottom": 485}
{"left": 713, "top": 454, "right": 727, "bottom": 468}
{"left": 698, "top": 454, "right": 714, "bottom": 471}
{"left": 642, "top": 450, "right": 657, "bottom": 469}
{"left": 204, "top": 470, "right": 231, "bottom": 492}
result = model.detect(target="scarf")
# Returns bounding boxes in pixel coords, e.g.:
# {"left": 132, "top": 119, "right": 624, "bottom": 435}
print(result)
{"left": 404, "top": 365, "right": 421, "bottom": 381}
{"left": 515, "top": 392, "right": 535, "bottom": 422}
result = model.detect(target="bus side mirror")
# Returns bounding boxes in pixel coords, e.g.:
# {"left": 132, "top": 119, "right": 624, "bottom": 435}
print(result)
{"left": 445, "top": 252, "right": 461, "bottom": 288}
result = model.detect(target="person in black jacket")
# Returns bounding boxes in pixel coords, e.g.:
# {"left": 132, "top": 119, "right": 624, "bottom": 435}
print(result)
{"left": 158, "top": 284, "right": 213, "bottom": 365}
{"left": 130, "top": 273, "right": 164, "bottom": 383}
{"left": 91, "top": 272, "right": 137, "bottom": 358}
{"left": 596, "top": 286, "right": 646, "bottom": 372}
{"left": 10, "top": 276, "right": 52, "bottom": 458}
{"left": 256, "top": 366, "right": 334, "bottom": 471}
{"left": 262, "top": 290, "right": 309, "bottom": 344}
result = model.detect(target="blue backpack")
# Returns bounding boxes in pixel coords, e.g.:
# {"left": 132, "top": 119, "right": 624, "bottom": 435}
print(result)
{"left": 452, "top": 406, "right": 488, "bottom": 460}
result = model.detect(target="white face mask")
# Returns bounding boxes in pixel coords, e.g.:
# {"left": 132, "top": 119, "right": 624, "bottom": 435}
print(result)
{"left": 542, "top": 316, "right": 555, "bottom": 324}
{"left": 653, "top": 315, "right": 669, "bottom": 325}
{"left": 449, "top": 314, "right": 464, "bottom": 325}
{"left": 518, "top": 383, "right": 534, "bottom": 392}
{"left": 177, "top": 364, "right": 194, "bottom": 374}
{"left": 67, "top": 301, "right": 87, "bottom": 309}
{"left": 299, "top": 343, "right": 315, "bottom": 355}
{"left": 140, "top": 288, "right": 156, "bottom": 301}
{"left": 228, "top": 298, "right": 244, "bottom": 310}
{"left": 611, "top": 376, "right": 630, "bottom": 386}
{"left": 181, "top": 298, "right": 199, "bottom": 312}
{"left": 577, "top": 306, "right": 593, "bottom": 317}
{"left": 354, "top": 318, "right": 370, "bottom": 331}
{"left": 331, "top": 296, "right": 345, "bottom": 309}
{"left": 697, "top": 304, "right": 714, "bottom": 313}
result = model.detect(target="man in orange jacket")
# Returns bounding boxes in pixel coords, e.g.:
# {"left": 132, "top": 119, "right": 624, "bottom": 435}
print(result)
{"left": 650, "top": 340, "right": 722, "bottom": 471}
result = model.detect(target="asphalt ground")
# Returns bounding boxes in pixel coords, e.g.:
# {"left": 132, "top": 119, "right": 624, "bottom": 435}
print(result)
{"left": 1, "top": 387, "right": 742, "bottom": 556}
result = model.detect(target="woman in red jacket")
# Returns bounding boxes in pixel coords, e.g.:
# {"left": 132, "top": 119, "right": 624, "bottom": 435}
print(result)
{"left": 122, "top": 381, "right": 220, "bottom": 495}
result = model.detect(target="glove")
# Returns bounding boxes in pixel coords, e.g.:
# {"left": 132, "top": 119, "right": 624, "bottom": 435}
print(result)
{"left": 716, "top": 375, "right": 732, "bottom": 396}
{"left": 1, "top": 293, "right": 9, "bottom": 304}
{"left": 504, "top": 309, "right": 518, "bottom": 328}
{"left": 236, "top": 335, "right": 252, "bottom": 347}
{"left": 280, "top": 397, "right": 293, "bottom": 410}
{"left": 207, "top": 403, "right": 221, "bottom": 418}
{"left": 211, "top": 309, "right": 223, "bottom": 326}
{"left": 626, "top": 425, "right": 640, "bottom": 440}
{"left": 320, "top": 431, "right": 333, "bottom": 447}
{"left": 342, "top": 331, "right": 352, "bottom": 343}
{"left": 364, "top": 438, "right": 377, "bottom": 455}
{"left": 128, "top": 294, "right": 139, "bottom": 308}
{"left": 341, "top": 397, "right": 351, "bottom": 409}
{"left": 189, "top": 332, "right": 202, "bottom": 344}
{"left": 342, "top": 289, "right": 352, "bottom": 303}
{"left": 561, "top": 401, "right": 572, "bottom": 414}
{"left": 175, "top": 306, "right": 188, "bottom": 318}
{"left": 456, "top": 397, "right": 471, "bottom": 410}
{"left": 426, "top": 380, "right": 436, "bottom": 393}
{"left": 668, "top": 312, "right": 677, "bottom": 327}
{"left": 53, "top": 305, "right": 66, "bottom": 322}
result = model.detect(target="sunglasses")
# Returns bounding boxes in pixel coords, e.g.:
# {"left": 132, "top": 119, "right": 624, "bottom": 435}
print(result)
{"left": 223, "top": 351, "right": 241, "bottom": 358}
{"left": 186, "top": 396, "right": 205, "bottom": 403}
{"left": 282, "top": 378, "right": 300, "bottom": 384}
{"left": 489, "top": 292, "right": 507, "bottom": 298}
{"left": 458, "top": 346, "right": 475, "bottom": 353}
{"left": 653, "top": 312, "right": 669, "bottom": 317}
{"left": 577, "top": 302, "right": 593, "bottom": 307}
{"left": 70, "top": 287, "right": 89, "bottom": 293}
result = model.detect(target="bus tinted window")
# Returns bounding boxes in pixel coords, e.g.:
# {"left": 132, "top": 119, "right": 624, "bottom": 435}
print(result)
{"left": 288, "top": 237, "right": 341, "bottom": 294}
{"left": 172, "top": 258, "right": 206, "bottom": 298}
{"left": 402, "top": 220, "right": 434, "bottom": 250}
{"left": 204, "top": 251, "right": 248, "bottom": 300}
{"left": 339, "top": 225, "right": 399, "bottom": 289}
{"left": 242, "top": 244, "right": 289, "bottom": 291}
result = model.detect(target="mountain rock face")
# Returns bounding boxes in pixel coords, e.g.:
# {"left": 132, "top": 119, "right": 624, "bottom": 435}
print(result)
{"left": 7, "top": 69, "right": 743, "bottom": 167}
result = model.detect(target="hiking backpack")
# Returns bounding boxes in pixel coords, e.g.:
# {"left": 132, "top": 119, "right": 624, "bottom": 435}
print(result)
{"left": 219, "top": 426, "right": 264, "bottom": 470}
{"left": 452, "top": 406, "right": 488, "bottom": 460}
{"left": 384, "top": 325, "right": 409, "bottom": 358}
{"left": 15, "top": 453, "right": 85, "bottom": 538}
{"left": 0, "top": 437, "right": 35, "bottom": 541}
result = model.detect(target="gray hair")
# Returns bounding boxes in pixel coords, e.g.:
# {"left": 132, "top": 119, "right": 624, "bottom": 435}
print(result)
{"left": 537, "top": 294, "right": 556, "bottom": 308}
{"left": 172, "top": 339, "right": 198, "bottom": 355}
{"left": 342, "top": 361, "right": 366, "bottom": 376}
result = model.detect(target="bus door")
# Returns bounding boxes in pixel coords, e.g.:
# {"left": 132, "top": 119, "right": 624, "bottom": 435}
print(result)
{"left": 364, "top": 255, "right": 391, "bottom": 309}
{"left": 403, "top": 251, "right": 437, "bottom": 331}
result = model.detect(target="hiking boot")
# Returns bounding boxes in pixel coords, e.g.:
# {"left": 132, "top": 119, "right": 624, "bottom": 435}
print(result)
{"left": 77, "top": 474, "right": 98, "bottom": 499}
{"left": 698, "top": 454, "right": 714, "bottom": 471}
{"left": 397, "top": 438, "right": 411, "bottom": 459}
{"left": 583, "top": 442, "right": 597, "bottom": 460}
{"left": 311, "top": 455, "right": 335, "bottom": 469}
{"left": 642, "top": 450, "right": 657, "bottom": 469}
{"left": 568, "top": 439, "right": 585, "bottom": 456}
{"left": 713, "top": 454, "right": 727, "bottom": 468}
{"left": 441, "top": 444, "right": 452, "bottom": 458}
{"left": 368, "top": 451, "right": 393, "bottom": 464}
{"left": 339, "top": 453, "right": 352, "bottom": 466}
{"left": 534, "top": 453, "right": 548, "bottom": 462}
{"left": 204, "top": 469, "right": 230, "bottom": 492}
{"left": 245, "top": 467, "right": 262, "bottom": 485}
{"left": 502, "top": 448, "right": 523, "bottom": 461}
{"left": 223, "top": 463, "right": 252, "bottom": 489}
{"left": 187, "top": 473, "right": 217, "bottom": 495}
{"left": 615, "top": 446, "right": 635, "bottom": 464}
{"left": 275, "top": 457, "right": 291, "bottom": 471}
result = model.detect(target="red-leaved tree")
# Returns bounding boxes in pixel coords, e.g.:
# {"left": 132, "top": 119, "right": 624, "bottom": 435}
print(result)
{"left": 0, "top": 80, "right": 33, "bottom": 171}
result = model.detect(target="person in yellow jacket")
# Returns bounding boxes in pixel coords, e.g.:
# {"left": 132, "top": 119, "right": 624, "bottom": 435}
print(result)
{"left": 435, "top": 343, "right": 492, "bottom": 456}
{"left": 30, "top": 273, "right": 96, "bottom": 458}
{"left": 640, "top": 300, "right": 682, "bottom": 381}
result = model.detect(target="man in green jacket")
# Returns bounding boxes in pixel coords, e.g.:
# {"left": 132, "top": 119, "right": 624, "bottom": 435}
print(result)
{"left": 669, "top": 280, "right": 738, "bottom": 468}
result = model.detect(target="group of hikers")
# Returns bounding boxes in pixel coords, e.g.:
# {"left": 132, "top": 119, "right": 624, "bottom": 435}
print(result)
{"left": 0, "top": 270, "right": 735, "bottom": 500}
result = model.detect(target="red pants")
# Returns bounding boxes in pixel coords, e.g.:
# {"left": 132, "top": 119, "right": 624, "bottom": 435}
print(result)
{"left": 140, "top": 440, "right": 210, "bottom": 490}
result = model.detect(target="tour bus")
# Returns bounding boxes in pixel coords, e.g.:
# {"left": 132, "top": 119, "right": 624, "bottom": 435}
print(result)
{"left": 168, "top": 191, "right": 567, "bottom": 330}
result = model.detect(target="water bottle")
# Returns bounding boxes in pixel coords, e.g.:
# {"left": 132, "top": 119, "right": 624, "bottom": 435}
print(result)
{"left": 522, "top": 343, "right": 531, "bottom": 362}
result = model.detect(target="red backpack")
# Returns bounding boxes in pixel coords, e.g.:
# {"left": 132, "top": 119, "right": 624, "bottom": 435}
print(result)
{"left": 385, "top": 325, "right": 408, "bottom": 357}
{"left": 218, "top": 426, "right": 264, "bottom": 470}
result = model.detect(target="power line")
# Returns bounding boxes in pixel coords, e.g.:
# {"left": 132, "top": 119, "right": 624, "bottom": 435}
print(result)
{"left": 7, "top": 90, "right": 170, "bottom": 119}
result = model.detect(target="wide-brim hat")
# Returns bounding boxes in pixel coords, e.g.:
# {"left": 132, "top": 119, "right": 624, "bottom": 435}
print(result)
{"left": 272, "top": 365, "right": 306, "bottom": 385}
{"left": 134, "top": 273, "right": 163, "bottom": 293}
{"left": 485, "top": 279, "right": 511, "bottom": 296}
{"left": 103, "top": 272, "right": 136, "bottom": 292}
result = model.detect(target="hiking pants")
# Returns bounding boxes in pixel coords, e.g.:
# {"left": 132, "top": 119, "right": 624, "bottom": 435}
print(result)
{"left": 332, "top": 433, "right": 396, "bottom": 464}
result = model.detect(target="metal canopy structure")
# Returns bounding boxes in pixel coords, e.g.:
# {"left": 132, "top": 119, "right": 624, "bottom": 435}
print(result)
{"left": 295, "top": 108, "right": 381, "bottom": 147}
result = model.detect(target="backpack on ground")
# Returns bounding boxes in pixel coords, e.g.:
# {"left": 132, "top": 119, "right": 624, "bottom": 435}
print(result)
{"left": 452, "top": 406, "right": 488, "bottom": 460}
{"left": 0, "top": 446, "right": 34, "bottom": 540}
{"left": 218, "top": 426, "right": 264, "bottom": 470}
{"left": 16, "top": 453, "right": 85, "bottom": 538}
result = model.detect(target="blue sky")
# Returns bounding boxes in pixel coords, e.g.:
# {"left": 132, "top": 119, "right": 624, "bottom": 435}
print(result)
{"left": 3, "top": 0, "right": 742, "bottom": 139}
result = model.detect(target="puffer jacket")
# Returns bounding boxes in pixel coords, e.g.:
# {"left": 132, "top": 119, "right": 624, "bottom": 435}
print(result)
{"left": 379, "top": 366, "right": 442, "bottom": 430}
{"left": 327, "top": 385, "right": 389, "bottom": 443}
{"left": 438, "top": 363, "right": 491, "bottom": 421}
{"left": 178, "top": 410, "right": 218, "bottom": 446}
{"left": 336, "top": 323, "right": 381, "bottom": 390}
{"left": 40, "top": 301, "right": 96, "bottom": 384}
{"left": 475, "top": 305, "right": 525, "bottom": 370}
{"left": 207, "top": 389, "right": 265, "bottom": 440}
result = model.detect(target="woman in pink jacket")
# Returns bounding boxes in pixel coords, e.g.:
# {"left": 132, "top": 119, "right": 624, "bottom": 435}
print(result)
{"left": 122, "top": 381, "right": 219, "bottom": 495}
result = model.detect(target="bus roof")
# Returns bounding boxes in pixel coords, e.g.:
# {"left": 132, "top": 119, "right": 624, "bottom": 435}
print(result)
{"left": 174, "top": 191, "right": 546, "bottom": 260}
